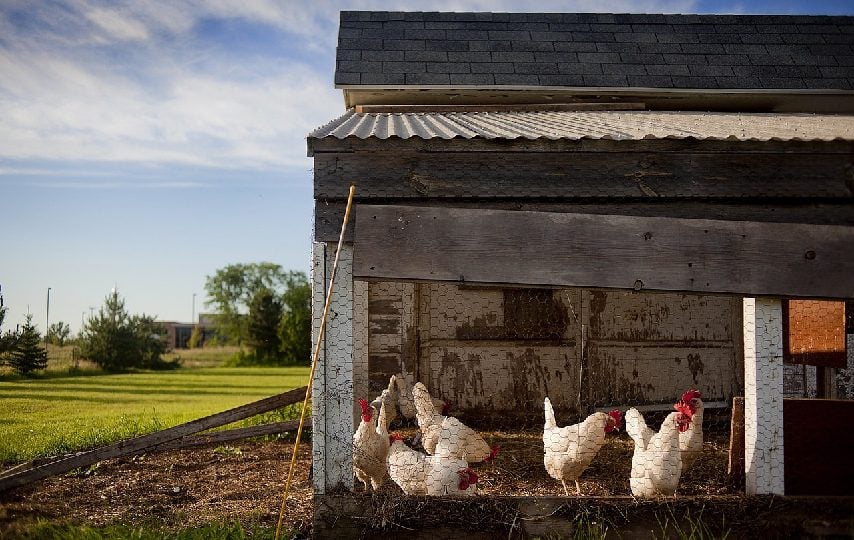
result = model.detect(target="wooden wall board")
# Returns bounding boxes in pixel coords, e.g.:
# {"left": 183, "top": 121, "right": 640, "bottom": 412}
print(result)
{"left": 314, "top": 200, "right": 854, "bottom": 242}
{"left": 314, "top": 151, "right": 854, "bottom": 199}
{"left": 353, "top": 204, "right": 854, "bottom": 299}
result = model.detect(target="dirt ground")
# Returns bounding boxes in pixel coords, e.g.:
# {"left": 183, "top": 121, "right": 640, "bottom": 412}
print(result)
{"left": 0, "top": 439, "right": 314, "bottom": 536}
{"left": 0, "top": 427, "right": 738, "bottom": 537}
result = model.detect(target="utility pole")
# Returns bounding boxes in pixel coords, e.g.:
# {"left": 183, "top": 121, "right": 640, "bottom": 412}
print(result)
{"left": 192, "top": 293, "right": 197, "bottom": 324}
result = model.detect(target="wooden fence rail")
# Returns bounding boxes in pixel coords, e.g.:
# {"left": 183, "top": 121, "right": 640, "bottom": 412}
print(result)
{"left": 0, "top": 386, "right": 307, "bottom": 492}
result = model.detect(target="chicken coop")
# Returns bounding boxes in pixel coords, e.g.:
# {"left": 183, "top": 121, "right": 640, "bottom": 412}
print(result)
{"left": 307, "top": 11, "right": 854, "bottom": 538}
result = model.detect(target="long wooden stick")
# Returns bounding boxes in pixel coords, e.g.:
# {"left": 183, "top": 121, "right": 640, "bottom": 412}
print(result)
{"left": 275, "top": 184, "right": 356, "bottom": 540}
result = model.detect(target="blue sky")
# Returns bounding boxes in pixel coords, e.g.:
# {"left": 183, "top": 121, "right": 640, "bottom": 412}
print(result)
{"left": 1, "top": 0, "right": 852, "bottom": 335}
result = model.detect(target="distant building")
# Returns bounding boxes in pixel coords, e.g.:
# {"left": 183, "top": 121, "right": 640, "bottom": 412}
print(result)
{"left": 157, "top": 314, "right": 219, "bottom": 349}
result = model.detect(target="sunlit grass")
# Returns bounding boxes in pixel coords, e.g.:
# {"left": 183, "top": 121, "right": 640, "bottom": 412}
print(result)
{"left": 0, "top": 366, "right": 310, "bottom": 464}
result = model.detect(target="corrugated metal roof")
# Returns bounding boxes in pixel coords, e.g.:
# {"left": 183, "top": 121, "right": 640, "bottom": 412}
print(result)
{"left": 309, "top": 109, "right": 854, "bottom": 142}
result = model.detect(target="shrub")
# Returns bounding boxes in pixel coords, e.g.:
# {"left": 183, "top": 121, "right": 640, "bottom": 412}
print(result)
{"left": 78, "top": 290, "right": 175, "bottom": 371}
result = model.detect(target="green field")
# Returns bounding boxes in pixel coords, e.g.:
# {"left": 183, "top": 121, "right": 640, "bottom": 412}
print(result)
{"left": 0, "top": 366, "right": 310, "bottom": 464}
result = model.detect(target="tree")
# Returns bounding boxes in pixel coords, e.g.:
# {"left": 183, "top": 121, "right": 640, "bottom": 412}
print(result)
{"left": 187, "top": 325, "right": 204, "bottom": 349}
{"left": 47, "top": 321, "right": 71, "bottom": 346}
{"left": 0, "top": 289, "right": 16, "bottom": 364}
{"left": 79, "top": 290, "right": 170, "bottom": 371}
{"left": 247, "top": 288, "right": 283, "bottom": 361}
{"left": 279, "top": 274, "right": 311, "bottom": 365}
{"left": 8, "top": 314, "right": 48, "bottom": 375}
{"left": 204, "top": 263, "right": 290, "bottom": 345}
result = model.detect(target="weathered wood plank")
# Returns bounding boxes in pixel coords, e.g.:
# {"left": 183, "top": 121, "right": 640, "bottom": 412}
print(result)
{"left": 0, "top": 387, "right": 307, "bottom": 492}
{"left": 353, "top": 205, "right": 854, "bottom": 299}
{"left": 315, "top": 151, "right": 854, "bottom": 199}
{"left": 152, "top": 420, "right": 304, "bottom": 451}
{"left": 315, "top": 201, "right": 854, "bottom": 242}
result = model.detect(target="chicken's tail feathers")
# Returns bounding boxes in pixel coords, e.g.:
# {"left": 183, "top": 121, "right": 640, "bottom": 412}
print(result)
{"left": 544, "top": 397, "right": 557, "bottom": 429}
{"left": 413, "top": 382, "right": 438, "bottom": 418}
{"left": 625, "top": 408, "right": 647, "bottom": 447}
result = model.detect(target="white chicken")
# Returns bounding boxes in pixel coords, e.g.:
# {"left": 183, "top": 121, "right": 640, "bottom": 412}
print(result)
{"left": 394, "top": 374, "right": 445, "bottom": 421}
{"left": 543, "top": 397, "right": 622, "bottom": 495}
{"left": 628, "top": 409, "right": 691, "bottom": 497}
{"left": 386, "top": 433, "right": 479, "bottom": 496}
{"left": 413, "top": 382, "right": 497, "bottom": 463}
{"left": 352, "top": 398, "right": 390, "bottom": 492}
{"left": 677, "top": 389, "right": 704, "bottom": 472}
{"left": 370, "top": 378, "right": 398, "bottom": 433}
{"left": 387, "top": 434, "right": 427, "bottom": 495}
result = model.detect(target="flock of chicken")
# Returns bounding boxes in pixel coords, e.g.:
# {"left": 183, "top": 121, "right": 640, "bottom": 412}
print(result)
{"left": 353, "top": 375, "right": 704, "bottom": 498}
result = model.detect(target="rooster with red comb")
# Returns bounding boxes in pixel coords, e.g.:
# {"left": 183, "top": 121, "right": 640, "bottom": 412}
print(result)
{"left": 353, "top": 398, "right": 390, "bottom": 492}
{"left": 675, "top": 389, "right": 704, "bottom": 472}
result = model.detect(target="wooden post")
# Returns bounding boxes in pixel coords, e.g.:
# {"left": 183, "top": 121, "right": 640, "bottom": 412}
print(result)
{"left": 728, "top": 396, "right": 745, "bottom": 485}
{"left": 311, "top": 241, "right": 355, "bottom": 493}
{"left": 743, "top": 297, "right": 785, "bottom": 495}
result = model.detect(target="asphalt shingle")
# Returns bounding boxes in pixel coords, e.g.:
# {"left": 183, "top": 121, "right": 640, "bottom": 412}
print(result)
{"left": 335, "top": 11, "right": 854, "bottom": 90}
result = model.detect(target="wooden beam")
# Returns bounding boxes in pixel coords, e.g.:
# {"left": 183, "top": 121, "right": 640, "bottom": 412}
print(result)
{"left": 0, "top": 387, "right": 307, "bottom": 492}
{"left": 353, "top": 205, "right": 854, "bottom": 299}
{"left": 353, "top": 102, "right": 646, "bottom": 113}
{"left": 152, "top": 420, "right": 304, "bottom": 451}
{"left": 314, "top": 151, "right": 854, "bottom": 199}
{"left": 314, "top": 200, "right": 854, "bottom": 242}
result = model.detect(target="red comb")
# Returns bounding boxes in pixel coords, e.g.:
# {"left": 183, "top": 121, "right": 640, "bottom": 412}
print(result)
{"left": 485, "top": 445, "right": 501, "bottom": 462}
{"left": 358, "top": 398, "right": 372, "bottom": 422}
{"left": 604, "top": 410, "right": 622, "bottom": 433}
{"left": 674, "top": 401, "right": 694, "bottom": 417}
{"left": 457, "top": 468, "right": 478, "bottom": 490}
{"left": 681, "top": 389, "right": 702, "bottom": 403}
{"left": 390, "top": 432, "right": 403, "bottom": 442}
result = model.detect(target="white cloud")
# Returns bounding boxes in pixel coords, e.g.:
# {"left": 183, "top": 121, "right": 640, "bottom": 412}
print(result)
{"left": 86, "top": 7, "right": 150, "bottom": 41}
{"left": 1, "top": 0, "right": 709, "bottom": 178}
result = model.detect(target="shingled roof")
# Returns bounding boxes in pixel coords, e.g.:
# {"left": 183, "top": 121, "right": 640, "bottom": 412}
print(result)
{"left": 335, "top": 12, "right": 854, "bottom": 91}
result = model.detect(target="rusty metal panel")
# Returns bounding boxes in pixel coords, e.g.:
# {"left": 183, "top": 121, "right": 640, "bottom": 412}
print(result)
{"left": 426, "top": 344, "right": 580, "bottom": 412}
{"left": 585, "top": 344, "right": 739, "bottom": 405}
{"left": 785, "top": 299, "right": 846, "bottom": 368}
{"left": 584, "top": 290, "right": 741, "bottom": 405}
{"left": 420, "top": 283, "right": 505, "bottom": 339}
{"left": 362, "top": 280, "right": 740, "bottom": 412}
{"left": 417, "top": 284, "right": 582, "bottom": 412}
{"left": 586, "top": 290, "right": 736, "bottom": 342}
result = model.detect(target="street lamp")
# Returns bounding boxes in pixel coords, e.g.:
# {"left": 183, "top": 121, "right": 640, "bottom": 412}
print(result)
{"left": 45, "top": 287, "right": 51, "bottom": 345}
{"left": 192, "top": 293, "right": 197, "bottom": 324}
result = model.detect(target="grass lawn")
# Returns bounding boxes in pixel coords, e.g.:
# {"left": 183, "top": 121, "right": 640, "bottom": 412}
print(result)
{"left": 0, "top": 365, "right": 310, "bottom": 464}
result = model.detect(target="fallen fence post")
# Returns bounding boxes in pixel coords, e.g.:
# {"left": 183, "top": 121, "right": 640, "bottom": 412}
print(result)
{"left": 0, "top": 386, "right": 307, "bottom": 492}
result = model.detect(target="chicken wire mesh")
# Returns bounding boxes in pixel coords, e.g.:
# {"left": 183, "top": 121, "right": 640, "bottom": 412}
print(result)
{"left": 349, "top": 280, "right": 755, "bottom": 499}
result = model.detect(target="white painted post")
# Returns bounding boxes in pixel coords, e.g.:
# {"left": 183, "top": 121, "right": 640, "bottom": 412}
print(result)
{"left": 743, "top": 297, "right": 785, "bottom": 495}
{"left": 311, "top": 242, "right": 355, "bottom": 494}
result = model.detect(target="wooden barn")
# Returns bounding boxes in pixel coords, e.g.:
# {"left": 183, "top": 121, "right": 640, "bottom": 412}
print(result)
{"left": 307, "top": 11, "right": 854, "bottom": 538}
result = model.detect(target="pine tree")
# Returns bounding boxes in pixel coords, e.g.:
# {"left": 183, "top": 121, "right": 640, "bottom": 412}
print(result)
{"left": 9, "top": 314, "right": 48, "bottom": 376}
{"left": 247, "top": 288, "right": 283, "bottom": 362}
{"left": 79, "top": 289, "right": 168, "bottom": 371}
